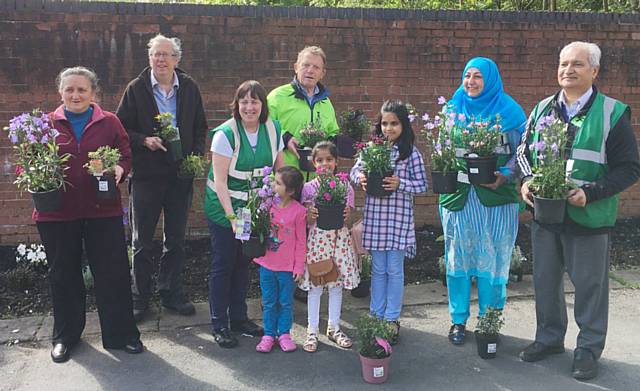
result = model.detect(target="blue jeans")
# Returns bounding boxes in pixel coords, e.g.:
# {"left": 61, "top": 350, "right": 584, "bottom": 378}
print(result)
{"left": 207, "top": 219, "right": 250, "bottom": 330}
{"left": 447, "top": 275, "right": 507, "bottom": 325}
{"left": 370, "top": 250, "right": 406, "bottom": 321}
{"left": 260, "top": 266, "right": 295, "bottom": 337}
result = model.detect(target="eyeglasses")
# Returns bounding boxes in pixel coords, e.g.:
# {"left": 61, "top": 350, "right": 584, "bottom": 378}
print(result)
{"left": 150, "top": 52, "right": 178, "bottom": 59}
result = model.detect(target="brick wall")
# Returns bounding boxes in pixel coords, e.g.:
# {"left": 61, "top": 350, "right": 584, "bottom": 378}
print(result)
{"left": 1, "top": 1, "right": 640, "bottom": 244}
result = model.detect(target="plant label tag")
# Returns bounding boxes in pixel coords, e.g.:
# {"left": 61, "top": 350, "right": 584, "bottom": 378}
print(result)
{"left": 234, "top": 207, "right": 251, "bottom": 241}
{"left": 98, "top": 180, "right": 109, "bottom": 192}
{"left": 373, "top": 367, "right": 384, "bottom": 378}
{"left": 469, "top": 168, "right": 479, "bottom": 174}
{"left": 487, "top": 343, "right": 497, "bottom": 353}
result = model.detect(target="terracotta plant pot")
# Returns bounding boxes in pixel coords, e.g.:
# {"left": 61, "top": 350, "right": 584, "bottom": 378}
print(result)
{"left": 316, "top": 203, "right": 345, "bottom": 230}
{"left": 241, "top": 235, "right": 266, "bottom": 259}
{"left": 475, "top": 331, "right": 499, "bottom": 359}
{"left": 366, "top": 171, "right": 393, "bottom": 198}
{"left": 431, "top": 171, "right": 458, "bottom": 194}
{"left": 533, "top": 195, "right": 566, "bottom": 224}
{"left": 359, "top": 354, "right": 391, "bottom": 384}
{"left": 464, "top": 154, "right": 497, "bottom": 185}
{"left": 297, "top": 148, "right": 314, "bottom": 172}
{"left": 93, "top": 174, "right": 117, "bottom": 199}
{"left": 336, "top": 134, "right": 357, "bottom": 158}
{"left": 29, "top": 188, "right": 62, "bottom": 213}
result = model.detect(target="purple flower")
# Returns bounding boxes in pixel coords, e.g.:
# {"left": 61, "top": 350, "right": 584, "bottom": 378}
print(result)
{"left": 408, "top": 114, "right": 416, "bottom": 123}
{"left": 258, "top": 188, "right": 267, "bottom": 198}
{"left": 425, "top": 122, "right": 435, "bottom": 130}
{"left": 9, "top": 133, "right": 18, "bottom": 144}
{"left": 446, "top": 119, "right": 455, "bottom": 128}
{"left": 262, "top": 166, "right": 272, "bottom": 176}
{"left": 433, "top": 116, "right": 442, "bottom": 126}
{"left": 438, "top": 96, "right": 447, "bottom": 105}
{"left": 445, "top": 139, "right": 451, "bottom": 146}
{"left": 534, "top": 140, "right": 546, "bottom": 152}
{"left": 421, "top": 113, "right": 430, "bottom": 122}
{"left": 457, "top": 113, "right": 466, "bottom": 122}
{"left": 40, "top": 134, "right": 49, "bottom": 144}
{"left": 435, "top": 143, "right": 442, "bottom": 153}
{"left": 262, "top": 176, "right": 270, "bottom": 185}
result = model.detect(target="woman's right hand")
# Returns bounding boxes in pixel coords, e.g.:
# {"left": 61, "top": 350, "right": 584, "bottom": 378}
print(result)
{"left": 307, "top": 206, "right": 318, "bottom": 224}
{"left": 357, "top": 173, "right": 367, "bottom": 191}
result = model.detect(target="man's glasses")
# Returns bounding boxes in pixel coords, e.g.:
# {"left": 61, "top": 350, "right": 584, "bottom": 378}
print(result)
{"left": 150, "top": 52, "right": 177, "bottom": 59}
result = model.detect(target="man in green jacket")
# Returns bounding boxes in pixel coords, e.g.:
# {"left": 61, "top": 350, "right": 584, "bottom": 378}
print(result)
{"left": 517, "top": 41, "right": 640, "bottom": 380}
{"left": 267, "top": 46, "right": 340, "bottom": 171}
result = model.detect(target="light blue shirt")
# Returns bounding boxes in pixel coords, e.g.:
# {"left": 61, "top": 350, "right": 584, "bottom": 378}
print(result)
{"left": 559, "top": 86, "right": 593, "bottom": 119}
{"left": 151, "top": 71, "right": 179, "bottom": 127}
{"left": 293, "top": 78, "right": 320, "bottom": 106}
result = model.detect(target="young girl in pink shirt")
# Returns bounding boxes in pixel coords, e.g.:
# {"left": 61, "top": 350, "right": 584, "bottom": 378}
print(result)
{"left": 254, "top": 166, "right": 306, "bottom": 353}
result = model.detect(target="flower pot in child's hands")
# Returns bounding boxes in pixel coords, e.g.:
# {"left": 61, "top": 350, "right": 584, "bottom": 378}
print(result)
{"left": 242, "top": 235, "right": 266, "bottom": 259}
{"left": 464, "top": 154, "right": 497, "bottom": 185}
{"left": 93, "top": 174, "right": 117, "bottom": 199}
{"left": 296, "top": 148, "right": 314, "bottom": 172}
{"left": 475, "top": 331, "right": 498, "bottom": 359}
{"left": 359, "top": 354, "right": 391, "bottom": 384}
{"left": 316, "top": 203, "right": 345, "bottom": 230}
{"left": 29, "top": 188, "right": 62, "bottom": 213}
{"left": 431, "top": 171, "right": 458, "bottom": 194}
{"left": 366, "top": 171, "right": 393, "bottom": 198}
{"left": 533, "top": 195, "right": 566, "bottom": 224}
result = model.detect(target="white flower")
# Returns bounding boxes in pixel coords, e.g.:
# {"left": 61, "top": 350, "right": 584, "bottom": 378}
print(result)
{"left": 37, "top": 251, "right": 46, "bottom": 261}
{"left": 26, "top": 252, "right": 36, "bottom": 261}
{"left": 17, "top": 244, "right": 26, "bottom": 256}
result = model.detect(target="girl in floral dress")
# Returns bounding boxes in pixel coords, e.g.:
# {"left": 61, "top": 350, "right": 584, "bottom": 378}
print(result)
{"left": 299, "top": 141, "right": 359, "bottom": 353}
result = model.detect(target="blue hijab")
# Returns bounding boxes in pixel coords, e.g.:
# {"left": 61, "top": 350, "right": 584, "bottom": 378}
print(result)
{"left": 449, "top": 57, "right": 526, "bottom": 134}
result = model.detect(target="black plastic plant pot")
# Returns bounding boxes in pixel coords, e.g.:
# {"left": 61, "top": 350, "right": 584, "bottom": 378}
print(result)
{"left": 242, "top": 235, "right": 267, "bottom": 259}
{"left": 29, "top": 187, "right": 62, "bottom": 213}
{"left": 316, "top": 203, "right": 345, "bottom": 230}
{"left": 366, "top": 171, "right": 393, "bottom": 198}
{"left": 336, "top": 134, "right": 357, "bottom": 158}
{"left": 475, "top": 331, "right": 498, "bottom": 359}
{"left": 297, "top": 148, "right": 314, "bottom": 172}
{"left": 350, "top": 279, "right": 371, "bottom": 298}
{"left": 431, "top": 171, "right": 458, "bottom": 194}
{"left": 464, "top": 154, "right": 497, "bottom": 185}
{"left": 94, "top": 174, "right": 117, "bottom": 199}
{"left": 167, "top": 139, "right": 183, "bottom": 162}
{"left": 533, "top": 195, "right": 566, "bottom": 224}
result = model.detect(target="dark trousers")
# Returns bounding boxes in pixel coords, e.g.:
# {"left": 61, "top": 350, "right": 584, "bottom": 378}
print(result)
{"left": 531, "top": 222, "right": 610, "bottom": 358}
{"left": 129, "top": 176, "right": 193, "bottom": 306}
{"left": 207, "top": 219, "right": 250, "bottom": 330}
{"left": 37, "top": 217, "right": 140, "bottom": 348}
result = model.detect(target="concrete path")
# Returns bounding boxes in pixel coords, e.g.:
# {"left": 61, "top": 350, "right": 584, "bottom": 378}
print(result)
{"left": 1, "top": 270, "right": 639, "bottom": 390}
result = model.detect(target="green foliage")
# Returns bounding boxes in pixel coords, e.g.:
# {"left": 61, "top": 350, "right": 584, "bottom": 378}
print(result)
{"left": 510, "top": 244, "right": 526, "bottom": 270}
{"left": 314, "top": 171, "right": 349, "bottom": 206}
{"left": 179, "top": 154, "right": 207, "bottom": 178}
{"left": 1, "top": 264, "right": 39, "bottom": 292}
{"left": 82, "top": 265, "right": 94, "bottom": 290}
{"left": 476, "top": 307, "right": 504, "bottom": 336}
{"left": 360, "top": 254, "right": 372, "bottom": 278}
{"left": 298, "top": 118, "right": 326, "bottom": 149}
{"left": 422, "top": 104, "right": 459, "bottom": 173}
{"left": 461, "top": 116, "right": 502, "bottom": 157}
{"left": 356, "top": 136, "right": 394, "bottom": 176}
{"left": 155, "top": 113, "right": 179, "bottom": 141}
{"left": 356, "top": 314, "right": 395, "bottom": 358}
{"left": 339, "top": 109, "right": 369, "bottom": 141}
{"left": 85, "top": 146, "right": 121, "bottom": 175}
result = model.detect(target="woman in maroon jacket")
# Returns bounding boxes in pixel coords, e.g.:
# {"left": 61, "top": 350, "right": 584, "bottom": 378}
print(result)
{"left": 37, "top": 67, "right": 143, "bottom": 363}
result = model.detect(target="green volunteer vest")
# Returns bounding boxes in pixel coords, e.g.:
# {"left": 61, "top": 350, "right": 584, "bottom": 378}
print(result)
{"left": 267, "top": 83, "right": 339, "bottom": 169}
{"left": 205, "top": 119, "right": 281, "bottom": 227}
{"left": 439, "top": 125, "right": 519, "bottom": 212}
{"left": 529, "top": 92, "right": 628, "bottom": 228}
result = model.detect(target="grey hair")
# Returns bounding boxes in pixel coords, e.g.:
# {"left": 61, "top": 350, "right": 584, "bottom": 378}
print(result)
{"left": 147, "top": 34, "right": 182, "bottom": 62}
{"left": 560, "top": 41, "right": 601, "bottom": 67}
{"left": 296, "top": 46, "right": 327, "bottom": 66}
{"left": 56, "top": 66, "right": 99, "bottom": 92}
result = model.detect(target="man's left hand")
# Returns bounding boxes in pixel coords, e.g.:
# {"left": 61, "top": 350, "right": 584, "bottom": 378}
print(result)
{"left": 567, "top": 188, "right": 587, "bottom": 207}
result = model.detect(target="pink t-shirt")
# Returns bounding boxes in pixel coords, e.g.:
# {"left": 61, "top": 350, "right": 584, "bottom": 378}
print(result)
{"left": 253, "top": 199, "right": 307, "bottom": 275}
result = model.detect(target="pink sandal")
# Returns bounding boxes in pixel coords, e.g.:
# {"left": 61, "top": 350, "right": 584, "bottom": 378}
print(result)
{"left": 277, "top": 333, "right": 297, "bottom": 352}
{"left": 256, "top": 336, "right": 276, "bottom": 353}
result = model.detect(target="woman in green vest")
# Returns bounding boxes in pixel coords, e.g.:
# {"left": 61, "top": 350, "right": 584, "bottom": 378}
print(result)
{"left": 205, "top": 80, "right": 285, "bottom": 348}
{"left": 440, "top": 58, "right": 527, "bottom": 345}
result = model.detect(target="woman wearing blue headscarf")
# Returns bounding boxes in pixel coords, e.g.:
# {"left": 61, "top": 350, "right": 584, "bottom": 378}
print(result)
{"left": 439, "top": 57, "right": 526, "bottom": 345}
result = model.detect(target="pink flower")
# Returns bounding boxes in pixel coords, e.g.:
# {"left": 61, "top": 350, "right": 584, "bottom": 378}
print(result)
{"left": 375, "top": 336, "right": 392, "bottom": 355}
{"left": 323, "top": 192, "right": 332, "bottom": 201}
{"left": 329, "top": 180, "right": 336, "bottom": 189}
{"left": 336, "top": 172, "right": 349, "bottom": 182}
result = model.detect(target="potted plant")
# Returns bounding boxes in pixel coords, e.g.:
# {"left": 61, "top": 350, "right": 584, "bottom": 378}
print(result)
{"left": 297, "top": 118, "right": 326, "bottom": 171}
{"left": 461, "top": 117, "right": 502, "bottom": 185}
{"left": 528, "top": 115, "right": 575, "bottom": 224}
{"left": 355, "top": 136, "right": 394, "bottom": 198}
{"left": 314, "top": 168, "right": 349, "bottom": 230}
{"left": 337, "top": 109, "right": 369, "bottom": 158}
{"left": 4, "top": 109, "right": 70, "bottom": 212}
{"left": 475, "top": 307, "right": 505, "bottom": 359}
{"left": 356, "top": 314, "right": 394, "bottom": 384}
{"left": 84, "top": 146, "right": 121, "bottom": 199}
{"left": 155, "top": 112, "right": 182, "bottom": 162}
{"left": 237, "top": 167, "right": 277, "bottom": 259}
{"left": 351, "top": 254, "right": 371, "bottom": 298}
{"left": 422, "top": 108, "right": 459, "bottom": 194}
{"left": 178, "top": 154, "right": 206, "bottom": 179}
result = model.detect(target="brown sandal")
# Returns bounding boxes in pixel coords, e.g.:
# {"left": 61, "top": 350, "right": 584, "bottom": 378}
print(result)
{"left": 303, "top": 333, "right": 318, "bottom": 353}
{"left": 327, "top": 328, "right": 353, "bottom": 349}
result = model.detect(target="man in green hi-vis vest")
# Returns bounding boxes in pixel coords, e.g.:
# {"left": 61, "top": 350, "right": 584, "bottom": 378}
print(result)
{"left": 517, "top": 42, "right": 640, "bottom": 380}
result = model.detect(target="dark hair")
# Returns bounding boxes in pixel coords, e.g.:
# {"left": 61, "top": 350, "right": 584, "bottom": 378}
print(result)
{"left": 374, "top": 99, "right": 415, "bottom": 162}
{"left": 230, "top": 80, "right": 269, "bottom": 123}
{"left": 276, "top": 166, "right": 304, "bottom": 202}
{"left": 311, "top": 141, "right": 338, "bottom": 174}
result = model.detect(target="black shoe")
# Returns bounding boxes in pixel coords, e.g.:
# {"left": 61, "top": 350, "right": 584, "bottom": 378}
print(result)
{"left": 162, "top": 300, "right": 196, "bottom": 316}
{"left": 212, "top": 328, "right": 238, "bottom": 349}
{"left": 123, "top": 339, "right": 144, "bottom": 354}
{"left": 51, "top": 343, "right": 70, "bottom": 363}
{"left": 572, "top": 348, "right": 598, "bottom": 380}
{"left": 448, "top": 324, "right": 466, "bottom": 345}
{"left": 519, "top": 341, "right": 565, "bottom": 362}
{"left": 230, "top": 319, "right": 264, "bottom": 337}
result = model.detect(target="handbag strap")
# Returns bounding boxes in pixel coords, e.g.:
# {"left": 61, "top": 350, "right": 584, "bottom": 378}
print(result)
{"left": 330, "top": 230, "right": 339, "bottom": 259}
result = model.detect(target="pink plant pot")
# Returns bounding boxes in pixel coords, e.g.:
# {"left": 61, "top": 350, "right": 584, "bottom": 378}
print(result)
{"left": 359, "top": 354, "right": 391, "bottom": 384}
